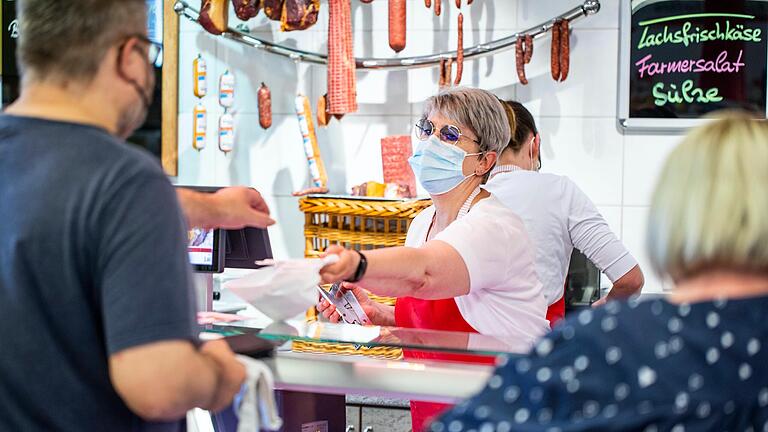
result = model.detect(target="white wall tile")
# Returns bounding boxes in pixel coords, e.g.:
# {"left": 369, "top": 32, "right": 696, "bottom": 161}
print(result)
{"left": 622, "top": 206, "right": 672, "bottom": 294}
{"left": 410, "top": 0, "right": 520, "bottom": 32}
{"left": 178, "top": 32, "right": 221, "bottom": 115}
{"left": 596, "top": 205, "right": 622, "bottom": 238}
{"left": 538, "top": 116, "right": 624, "bottom": 206}
{"left": 516, "top": 29, "right": 619, "bottom": 118}
{"left": 517, "top": 0, "right": 619, "bottom": 30}
{"left": 319, "top": 115, "right": 415, "bottom": 194}
{"left": 623, "top": 133, "right": 682, "bottom": 206}
{"left": 266, "top": 196, "right": 306, "bottom": 259}
{"left": 177, "top": 112, "right": 221, "bottom": 186}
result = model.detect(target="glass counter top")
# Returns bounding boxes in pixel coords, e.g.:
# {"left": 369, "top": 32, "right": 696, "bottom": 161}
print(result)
{"left": 207, "top": 319, "right": 533, "bottom": 358}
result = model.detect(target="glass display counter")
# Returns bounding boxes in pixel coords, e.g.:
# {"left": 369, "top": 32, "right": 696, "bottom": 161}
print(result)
{"left": 200, "top": 319, "right": 532, "bottom": 432}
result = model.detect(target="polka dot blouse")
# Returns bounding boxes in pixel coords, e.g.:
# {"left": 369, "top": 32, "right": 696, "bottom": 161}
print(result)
{"left": 432, "top": 296, "right": 768, "bottom": 432}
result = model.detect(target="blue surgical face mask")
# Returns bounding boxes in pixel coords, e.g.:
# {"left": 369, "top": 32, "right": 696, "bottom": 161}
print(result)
{"left": 408, "top": 135, "right": 482, "bottom": 195}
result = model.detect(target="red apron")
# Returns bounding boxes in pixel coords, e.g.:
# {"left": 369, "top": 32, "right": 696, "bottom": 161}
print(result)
{"left": 393, "top": 188, "right": 495, "bottom": 432}
{"left": 546, "top": 296, "right": 565, "bottom": 326}
{"left": 395, "top": 296, "right": 496, "bottom": 432}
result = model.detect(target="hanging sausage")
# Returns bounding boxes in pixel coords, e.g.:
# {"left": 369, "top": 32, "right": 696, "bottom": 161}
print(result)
{"left": 281, "top": 0, "right": 321, "bottom": 31}
{"left": 219, "top": 112, "right": 235, "bottom": 153}
{"left": 454, "top": 13, "right": 464, "bottom": 85}
{"left": 388, "top": 0, "right": 407, "bottom": 53}
{"left": 263, "top": 0, "right": 284, "bottom": 20}
{"left": 193, "top": 103, "right": 207, "bottom": 151}
{"left": 559, "top": 20, "right": 570, "bottom": 81}
{"left": 551, "top": 21, "right": 561, "bottom": 81}
{"left": 524, "top": 34, "right": 533, "bottom": 64}
{"left": 317, "top": 93, "right": 330, "bottom": 127}
{"left": 219, "top": 70, "right": 235, "bottom": 109}
{"left": 193, "top": 54, "right": 207, "bottom": 98}
{"left": 233, "top": 0, "right": 261, "bottom": 20}
{"left": 328, "top": 0, "right": 358, "bottom": 115}
{"left": 199, "top": 0, "right": 229, "bottom": 35}
{"left": 515, "top": 38, "right": 527, "bottom": 85}
{"left": 258, "top": 83, "right": 272, "bottom": 129}
{"left": 295, "top": 94, "right": 328, "bottom": 190}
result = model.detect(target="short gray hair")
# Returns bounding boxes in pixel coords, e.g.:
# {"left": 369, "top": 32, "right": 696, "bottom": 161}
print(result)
{"left": 423, "top": 87, "right": 512, "bottom": 154}
{"left": 18, "top": 0, "right": 147, "bottom": 83}
{"left": 647, "top": 111, "right": 768, "bottom": 280}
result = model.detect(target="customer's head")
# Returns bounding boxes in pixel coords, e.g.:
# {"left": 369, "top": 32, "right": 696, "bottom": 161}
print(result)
{"left": 413, "top": 87, "right": 511, "bottom": 195}
{"left": 17, "top": 0, "right": 155, "bottom": 138}
{"left": 499, "top": 100, "right": 541, "bottom": 171}
{"left": 648, "top": 111, "right": 768, "bottom": 282}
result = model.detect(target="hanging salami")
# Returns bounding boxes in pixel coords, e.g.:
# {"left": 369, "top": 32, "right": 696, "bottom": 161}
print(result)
{"left": 551, "top": 21, "right": 561, "bottom": 81}
{"left": 327, "top": 0, "right": 358, "bottom": 115}
{"left": 515, "top": 38, "right": 528, "bottom": 85}
{"left": 454, "top": 13, "right": 464, "bottom": 85}
{"left": 388, "top": 0, "right": 407, "bottom": 53}
{"left": 559, "top": 20, "right": 570, "bottom": 81}
{"left": 258, "top": 83, "right": 272, "bottom": 129}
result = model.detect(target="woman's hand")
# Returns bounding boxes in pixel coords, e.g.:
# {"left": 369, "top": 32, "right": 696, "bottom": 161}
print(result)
{"left": 316, "top": 282, "right": 395, "bottom": 326}
{"left": 320, "top": 245, "right": 361, "bottom": 284}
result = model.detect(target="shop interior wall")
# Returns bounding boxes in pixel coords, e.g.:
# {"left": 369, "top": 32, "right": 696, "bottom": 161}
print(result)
{"left": 175, "top": 0, "right": 681, "bottom": 293}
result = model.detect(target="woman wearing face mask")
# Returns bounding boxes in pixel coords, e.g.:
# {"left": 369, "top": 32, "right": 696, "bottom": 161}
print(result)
{"left": 318, "top": 88, "right": 549, "bottom": 431}
{"left": 485, "top": 101, "right": 645, "bottom": 324}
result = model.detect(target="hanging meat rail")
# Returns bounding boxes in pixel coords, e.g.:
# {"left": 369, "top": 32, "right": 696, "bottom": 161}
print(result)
{"left": 173, "top": 0, "right": 600, "bottom": 71}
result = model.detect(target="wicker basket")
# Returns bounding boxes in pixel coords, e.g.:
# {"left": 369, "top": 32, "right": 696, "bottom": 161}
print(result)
{"left": 299, "top": 196, "right": 432, "bottom": 358}
{"left": 300, "top": 196, "right": 432, "bottom": 256}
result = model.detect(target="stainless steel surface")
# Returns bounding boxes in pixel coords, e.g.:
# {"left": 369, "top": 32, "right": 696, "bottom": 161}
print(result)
{"left": 193, "top": 273, "right": 214, "bottom": 312}
{"left": 265, "top": 351, "right": 494, "bottom": 404}
{"left": 174, "top": 0, "right": 601, "bottom": 70}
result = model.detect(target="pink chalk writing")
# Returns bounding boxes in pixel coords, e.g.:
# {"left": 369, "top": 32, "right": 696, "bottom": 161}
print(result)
{"left": 635, "top": 49, "right": 745, "bottom": 78}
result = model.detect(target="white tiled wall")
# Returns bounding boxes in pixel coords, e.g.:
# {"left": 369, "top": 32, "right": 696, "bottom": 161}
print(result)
{"left": 175, "top": 0, "right": 682, "bottom": 293}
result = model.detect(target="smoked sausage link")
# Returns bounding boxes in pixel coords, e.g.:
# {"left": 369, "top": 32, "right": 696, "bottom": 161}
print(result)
{"left": 389, "top": 0, "right": 407, "bottom": 53}
{"left": 551, "top": 20, "right": 561, "bottom": 81}
{"left": 559, "top": 20, "right": 570, "bottom": 81}
{"left": 524, "top": 34, "right": 533, "bottom": 64}
{"left": 435, "top": 0, "right": 441, "bottom": 16}
{"left": 454, "top": 13, "right": 464, "bottom": 85}
{"left": 516, "top": 38, "right": 528, "bottom": 85}
{"left": 258, "top": 82, "right": 272, "bottom": 129}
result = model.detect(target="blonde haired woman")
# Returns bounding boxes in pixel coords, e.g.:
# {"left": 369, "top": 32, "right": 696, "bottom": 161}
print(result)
{"left": 432, "top": 111, "right": 768, "bottom": 431}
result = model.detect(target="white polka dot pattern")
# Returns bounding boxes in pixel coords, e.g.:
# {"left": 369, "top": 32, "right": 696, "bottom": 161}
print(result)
{"left": 429, "top": 296, "right": 768, "bottom": 432}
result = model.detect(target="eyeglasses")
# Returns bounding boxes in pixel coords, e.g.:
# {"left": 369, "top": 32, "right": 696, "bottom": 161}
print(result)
{"left": 415, "top": 118, "right": 481, "bottom": 145}
{"left": 124, "top": 34, "right": 164, "bottom": 68}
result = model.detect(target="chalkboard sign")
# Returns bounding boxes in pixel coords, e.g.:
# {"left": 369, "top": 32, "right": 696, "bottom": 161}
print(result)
{"left": 618, "top": 0, "right": 768, "bottom": 132}
{"left": 2, "top": 0, "right": 21, "bottom": 106}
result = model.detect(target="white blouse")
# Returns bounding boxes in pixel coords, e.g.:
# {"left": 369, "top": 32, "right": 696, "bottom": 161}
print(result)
{"left": 405, "top": 195, "right": 550, "bottom": 342}
{"left": 485, "top": 168, "right": 639, "bottom": 305}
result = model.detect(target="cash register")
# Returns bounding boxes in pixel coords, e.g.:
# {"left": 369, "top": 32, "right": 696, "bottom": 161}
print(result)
{"left": 187, "top": 225, "right": 273, "bottom": 312}
{"left": 183, "top": 187, "right": 274, "bottom": 313}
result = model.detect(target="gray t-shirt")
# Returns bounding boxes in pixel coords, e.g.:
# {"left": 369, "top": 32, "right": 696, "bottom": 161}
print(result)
{"left": 0, "top": 115, "right": 197, "bottom": 431}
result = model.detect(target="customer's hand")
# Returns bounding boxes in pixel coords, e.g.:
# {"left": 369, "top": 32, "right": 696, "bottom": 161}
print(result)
{"left": 317, "top": 282, "right": 380, "bottom": 324}
{"left": 210, "top": 187, "right": 275, "bottom": 229}
{"left": 592, "top": 297, "right": 608, "bottom": 308}
{"left": 200, "top": 339, "right": 247, "bottom": 412}
{"left": 319, "top": 245, "right": 360, "bottom": 284}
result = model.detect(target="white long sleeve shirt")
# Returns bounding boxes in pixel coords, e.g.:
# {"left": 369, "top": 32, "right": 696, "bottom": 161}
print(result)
{"left": 484, "top": 166, "right": 638, "bottom": 306}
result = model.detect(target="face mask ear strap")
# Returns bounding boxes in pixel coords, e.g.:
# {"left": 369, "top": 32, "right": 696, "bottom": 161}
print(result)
{"left": 116, "top": 40, "right": 152, "bottom": 109}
